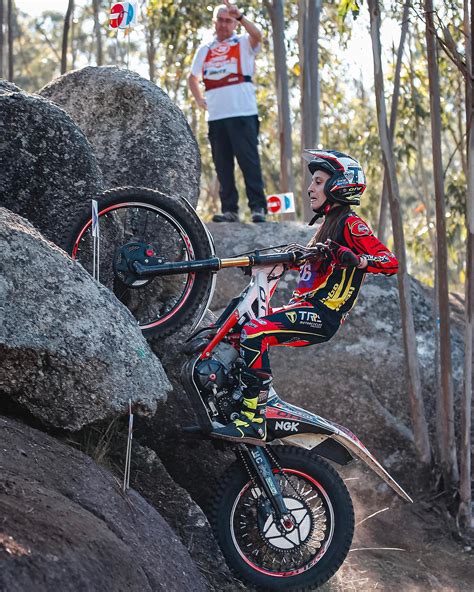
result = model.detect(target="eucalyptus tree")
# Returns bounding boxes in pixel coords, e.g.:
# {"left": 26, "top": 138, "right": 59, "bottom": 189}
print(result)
{"left": 299, "top": 0, "right": 322, "bottom": 220}
{"left": 61, "top": 0, "right": 74, "bottom": 74}
{"left": 92, "top": 0, "right": 103, "bottom": 66}
{"left": 425, "top": 0, "right": 458, "bottom": 489}
{"left": 7, "top": 0, "right": 13, "bottom": 80}
{"left": 263, "top": 0, "right": 294, "bottom": 198}
{"left": 143, "top": 0, "right": 159, "bottom": 82}
{"left": 377, "top": 1, "right": 410, "bottom": 243}
{"left": 0, "top": 0, "right": 3, "bottom": 78}
{"left": 460, "top": 0, "right": 473, "bottom": 529}
{"left": 367, "top": 0, "right": 431, "bottom": 467}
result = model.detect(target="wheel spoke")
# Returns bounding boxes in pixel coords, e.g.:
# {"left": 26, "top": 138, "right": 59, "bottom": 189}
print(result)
{"left": 231, "top": 468, "right": 333, "bottom": 575}
{"left": 73, "top": 202, "right": 195, "bottom": 330}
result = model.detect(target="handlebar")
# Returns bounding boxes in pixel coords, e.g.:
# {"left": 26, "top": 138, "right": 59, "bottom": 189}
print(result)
{"left": 127, "top": 243, "right": 328, "bottom": 279}
{"left": 133, "top": 251, "right": 299, "bottom": 278}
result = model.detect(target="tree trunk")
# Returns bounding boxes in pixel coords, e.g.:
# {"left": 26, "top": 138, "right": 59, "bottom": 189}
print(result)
{"left": 459, "top": 0, "right": 473, "bottom": 528}
{"left": 61, "top": 0, "right": 74, "bottom": 75}
{"left": 299, "top": 0, "right": 321, "bottom": 220}
{"left": 71, "top": 9, "right": 76, "bottom": 71}
{"left": 264, "top": 0, "right": 294, "bottom": 197}
{"left": 425, "top": 0, "right": 459, "bottom": 489}
{"left": 7, "top": 0, "right": 13, "bottom": 81}
{"left": 144, "top": 6, "right": 157, "bottom": 83}
{"left": 377, "top": 1, "right": 410, "bottom": 243}
{"left": 147, "top": 30, "right": 156, "bottom": 83}
{"left": 0, "top": 0, "right": 4, "bottom": 79}
{"left": 368, "top": 0, "right": 431, "bottom": 466}
{"left": 92, "top": 0, "right": 103, "bottom": 67}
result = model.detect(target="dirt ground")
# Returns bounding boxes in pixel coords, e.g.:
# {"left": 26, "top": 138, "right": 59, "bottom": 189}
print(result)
{"left": 321, "top": 463, "right": 474, "bottom": 592}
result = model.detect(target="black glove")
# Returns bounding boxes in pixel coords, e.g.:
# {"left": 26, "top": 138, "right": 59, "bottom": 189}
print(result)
{"left": 326, "top": 240, "right": 361, "bottom": 268}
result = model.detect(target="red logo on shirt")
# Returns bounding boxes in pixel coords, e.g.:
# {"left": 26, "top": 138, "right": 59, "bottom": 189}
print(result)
{"left": 211, "top": 42, "right": 230, "bottom": 57}
{"left": 350, "top": 220, "right": 372, "bottom": 237}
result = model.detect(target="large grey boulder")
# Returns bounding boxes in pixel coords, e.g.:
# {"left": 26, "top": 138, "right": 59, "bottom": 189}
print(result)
{"left": 0, "top": 415, "right": 207, "bottom": 592}
{"left": 0, "top": 91, "right": 104, "bottom": 244}
{"left": 125, "top": 443, "right": 243, "bottom": 592}
{"left": 0, "top": 79, "right": 21, "bottom": 93}
{"left": 40, "top": 67, "right": 201, "bottom": 206}
{"left": 0, "top": 208, "right": 171, "bottom": 430}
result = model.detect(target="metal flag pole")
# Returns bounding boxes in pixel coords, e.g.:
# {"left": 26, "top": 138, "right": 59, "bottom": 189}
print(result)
{"left": 123, "top": 399, "right": 134, "bottom": 492}
{"left": 125, "top": 23, "right": 132, "bottom": 70}
{"left": 91, "top": 199, "right": 100, "bottom": 282}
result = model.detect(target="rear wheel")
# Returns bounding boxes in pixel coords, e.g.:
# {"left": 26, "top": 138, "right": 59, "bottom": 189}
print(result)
{"left": 60, "top": 187, "right": 214, "bottom": 337}
{"left": 211, "top": 446, "right": 354, "bottom": 591}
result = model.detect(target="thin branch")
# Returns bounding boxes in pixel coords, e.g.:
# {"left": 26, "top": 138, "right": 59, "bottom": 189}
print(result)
{"left": 356, "top": 507, "right": 390, "bottom": 527}
{"left": 443, "top": 130, "right": 468, "bottom": 178}
{"left": 349, "top": 547, "right": 406, "bottom": 552}
{"left": 407, "top": 2, "right": 469, "bottom": 78}
{"left": 36, "top": 22, "right": 61, "bottom": 62}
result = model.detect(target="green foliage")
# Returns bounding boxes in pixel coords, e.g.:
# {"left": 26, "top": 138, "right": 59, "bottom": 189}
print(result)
{"left": 337, "top": 0, "right": 362, "bottom": 21}
{"left": 8, "top": 0, "right": 470, "bottom": 289}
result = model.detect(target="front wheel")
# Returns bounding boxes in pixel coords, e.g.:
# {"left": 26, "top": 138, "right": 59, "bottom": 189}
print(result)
{"left": 211, "top": 446, "right": 354, "bottom": 591}
{"left": 59, "top": 187, "right": 214, "bottom": 338}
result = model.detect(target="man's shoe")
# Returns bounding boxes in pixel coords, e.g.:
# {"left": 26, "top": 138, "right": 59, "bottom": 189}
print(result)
{"left": 211, "top": 413, "right": 267, "bottom": 446}
{"left": 251, "top": 208, "right": 266, "bottom": 223}
{"left": 212, "top": 211, "right": 240, "bottom": 223}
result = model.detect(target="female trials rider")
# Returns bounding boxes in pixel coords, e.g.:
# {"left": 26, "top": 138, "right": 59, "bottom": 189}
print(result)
{"left": 211, "top": 149, "right": 399, "bottom": 445}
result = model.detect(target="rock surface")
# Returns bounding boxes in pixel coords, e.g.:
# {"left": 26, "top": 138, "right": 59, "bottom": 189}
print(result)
{"left": 0, "top": 90, "right": 104, "bottom": 244}
{"left": 0, "top": 79, "right": 21, "bottom": 93}
{"left": 40, "top": 67, "right": 201, "bottom": 206}
{"left": 124, "top": 443, "right": 242, "bottom": 592}
{"left": 0, "top": 208, "right": 171, "bottom": 430}
{"left": 0, "top": 415, "right": 207, "bottom": 592}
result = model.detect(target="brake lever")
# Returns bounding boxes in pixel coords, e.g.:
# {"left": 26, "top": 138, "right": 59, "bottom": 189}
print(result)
{"left": 293, "top": 244, "right": 331, "bottom": 263}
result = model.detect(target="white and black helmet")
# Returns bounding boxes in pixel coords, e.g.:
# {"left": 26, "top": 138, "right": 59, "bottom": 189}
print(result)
{"left": 304, "top": 149, "right": 367, "bottom": 206}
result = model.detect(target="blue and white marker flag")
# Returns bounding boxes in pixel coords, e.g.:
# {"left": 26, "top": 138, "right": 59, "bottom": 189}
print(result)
{"left": 266, "top": 192, "right": 296, "bottom": 215}
{"left": 92, "top": 200, "right": 100, "bottom": 281}
{"left": 91, "top": 199, "right": 99, "bottom": 237}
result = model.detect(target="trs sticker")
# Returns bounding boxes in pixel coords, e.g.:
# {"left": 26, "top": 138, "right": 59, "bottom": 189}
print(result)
{"left": 286, "top": 311, "right": 297, "bottom": 323}
{"left": 298, "top": 310, "right": 321, "bottom": 326}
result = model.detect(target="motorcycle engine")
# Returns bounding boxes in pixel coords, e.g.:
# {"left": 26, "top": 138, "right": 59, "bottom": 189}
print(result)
{"left": 194, "top": 342, "right": 239, "bottom": 390}
{"left": 194, "top": 342, "right": 242, "bottom": 421}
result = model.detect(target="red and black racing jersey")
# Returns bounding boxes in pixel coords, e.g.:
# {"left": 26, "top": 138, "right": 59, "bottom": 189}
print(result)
{"left": 291, "top": 212, "right": 398, "bottom": 315}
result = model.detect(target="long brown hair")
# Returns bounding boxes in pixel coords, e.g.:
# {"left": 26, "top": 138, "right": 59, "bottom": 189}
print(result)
{"left": 307, "top": 204, "right": 351, "bottom": 247}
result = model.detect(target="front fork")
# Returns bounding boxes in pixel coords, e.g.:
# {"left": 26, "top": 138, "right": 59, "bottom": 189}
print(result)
{"left": 238, "top": 445, "right": 294, "bottom": 528}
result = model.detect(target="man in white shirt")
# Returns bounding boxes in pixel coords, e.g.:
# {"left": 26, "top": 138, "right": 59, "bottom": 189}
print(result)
{"left": 188, "top": 1, "right": 267, "bottom": 223}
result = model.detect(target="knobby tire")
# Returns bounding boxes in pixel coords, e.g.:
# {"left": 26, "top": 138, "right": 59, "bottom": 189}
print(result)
{"left": 59, "top": 187, "right": 214, "bottom": 338}
{"left": 210, "top": 446, "right": 354, "bottom": 591}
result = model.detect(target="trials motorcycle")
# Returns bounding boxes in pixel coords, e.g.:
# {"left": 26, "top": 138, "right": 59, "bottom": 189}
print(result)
{"left": 62, "top": 187, "right": 412, "bottom": 591}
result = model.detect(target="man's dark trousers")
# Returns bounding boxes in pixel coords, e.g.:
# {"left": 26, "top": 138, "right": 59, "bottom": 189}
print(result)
{"left": 208, "top": 115, "right": 267, "bottom": 214}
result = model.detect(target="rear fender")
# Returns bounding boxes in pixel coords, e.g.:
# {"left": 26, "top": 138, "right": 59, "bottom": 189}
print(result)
{"left": 266, "top": 390, "right": 413, "bottom": 503}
